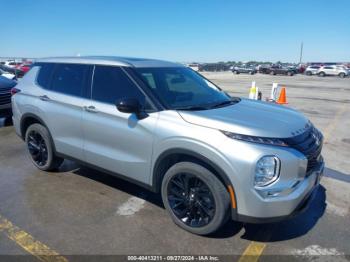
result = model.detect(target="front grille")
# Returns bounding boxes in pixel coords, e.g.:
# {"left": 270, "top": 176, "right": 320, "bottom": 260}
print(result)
{"left": 0, "top": 90, "right": 11, "bottom": 105}
{"left": 283, "top": 126, "right": 323, "bottom": 172}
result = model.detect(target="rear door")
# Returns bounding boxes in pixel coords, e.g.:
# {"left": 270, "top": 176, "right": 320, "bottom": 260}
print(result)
{"left": 323, "top": 66, "right": 335, "bottom": 75}
{"left": 36, "top": 63, "right": 92, "bottom": 159}
{"left": 82, "top": 65, "right": 158, "bottom": 184}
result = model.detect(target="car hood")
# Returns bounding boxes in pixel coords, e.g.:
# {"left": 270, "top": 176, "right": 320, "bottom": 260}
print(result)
{"left": 178, "top": 98, "right": 309, "bottom": 138}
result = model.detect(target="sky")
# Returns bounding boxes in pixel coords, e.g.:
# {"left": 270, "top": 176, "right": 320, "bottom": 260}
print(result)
{"left": 1, "top": 0, "right": 350, "bottom": 62}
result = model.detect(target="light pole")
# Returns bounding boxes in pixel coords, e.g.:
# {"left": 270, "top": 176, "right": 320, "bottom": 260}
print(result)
{"left": 299, "top": 42, "right": 303, "bottom": 64}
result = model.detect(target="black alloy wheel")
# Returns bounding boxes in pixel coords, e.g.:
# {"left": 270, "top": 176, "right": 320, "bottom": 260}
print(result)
{"left": 25, "top": 124, "right": 64, "bottom": 171}
{"left": 167, "top": 173, "right": 216, "bottom": 228}
{"left": 27, "top": 130, "right": 48, "bottom": 167}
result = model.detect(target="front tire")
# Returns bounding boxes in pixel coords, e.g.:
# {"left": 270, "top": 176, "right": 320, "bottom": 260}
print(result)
{"left": 25, "top": 123, "right": 64, "bottom": 171}
{"left": 339, "top": 72, "right": 345, "bottom": 78}
{"left": 161, "top": 162, "right": 230, "bottom": 235}
{"left": 319, "top": 72, "right": 326, "bottom": 77}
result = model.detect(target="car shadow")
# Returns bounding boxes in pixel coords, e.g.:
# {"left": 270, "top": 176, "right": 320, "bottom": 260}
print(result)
{"left": 60, "top": 161, "right": 327, "bottom": 240}
{"left": 70, "top": 165, "right": 164, "bottom": 208}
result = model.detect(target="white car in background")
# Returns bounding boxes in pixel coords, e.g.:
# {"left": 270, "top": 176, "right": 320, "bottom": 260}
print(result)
{"left": 4, "top": 61, "right": 21, "bottom": 68}
{"left": 305, "top": 65, "right": 321, "bottom": 75}
{"left": 317, "top": 65, "right": 349, "bottom": 78}
{"left": 0, "top": 69, "right": 16, "bottom": 80}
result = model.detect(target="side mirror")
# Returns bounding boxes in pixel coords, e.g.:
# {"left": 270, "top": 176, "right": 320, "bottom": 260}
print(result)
{"left": 116, "top": 98, "right": 148, "bottom": 119}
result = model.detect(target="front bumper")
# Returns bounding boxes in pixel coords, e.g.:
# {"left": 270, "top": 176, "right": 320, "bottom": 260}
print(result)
{"left": 232, "top": 160, "right": 324, "bottom": 223}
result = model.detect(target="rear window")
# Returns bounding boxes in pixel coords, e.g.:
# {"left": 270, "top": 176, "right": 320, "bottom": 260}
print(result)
{"left": 36, "top": 63, "right": 55, "bottom": 89}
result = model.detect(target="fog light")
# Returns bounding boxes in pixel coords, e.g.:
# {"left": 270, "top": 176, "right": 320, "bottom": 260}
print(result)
{"left": 255, "top": 156, "right": 280, "bottom": 187}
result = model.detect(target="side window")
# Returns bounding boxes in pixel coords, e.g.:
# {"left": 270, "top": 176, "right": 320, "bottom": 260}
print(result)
{"left": 50, "top": 63, "right": 90, "bottom": 97}
{"left": 92, "top": 66, "right": 147, "bottom": 105}
{"left": 36, "top": 63, "right": 55, "bottom": 89}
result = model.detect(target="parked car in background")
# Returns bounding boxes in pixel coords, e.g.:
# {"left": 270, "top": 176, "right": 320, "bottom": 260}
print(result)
{"left": 317, "top": 65, "right": 349, "bottom": 78}
{"left": 261, "top": 65, "right": 295, "bottom": 76}
{"left": 257, "top": 64, "right": 271, "bottom": 74}
{"left": 16, "top": 63, "right": 32, "bottom": 74}
{"left": 0, "top": 69, "right": 16, "bottom": 80}
{"left": 0, "top": 65, "right": 24, "bottom": 78}
{"left": 4, "top": 61, "right": 22, "bottom": 68}
{"left": 297, "top": 64, "right": 306, "bottom": 74}
{"left": 0, "top": 76, "right": 17, "bottom": 118}
{"left": 199, "top": 63, "right": 229, "bottom": 72}
{"left": 232, "top": 65, "right": 257, "bottom": 75}
{"left": 305, "top": 66, "right": 321, "bottom": 76}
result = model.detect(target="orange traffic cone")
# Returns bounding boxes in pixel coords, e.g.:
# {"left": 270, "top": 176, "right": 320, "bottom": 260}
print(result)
{"left": 277, "top": 87, "right": 288, "bottom": 104}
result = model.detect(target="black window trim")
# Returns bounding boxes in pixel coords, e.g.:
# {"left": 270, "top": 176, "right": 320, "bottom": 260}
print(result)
{"left": 89, "top": 65, "right": 160, "bottom": 113}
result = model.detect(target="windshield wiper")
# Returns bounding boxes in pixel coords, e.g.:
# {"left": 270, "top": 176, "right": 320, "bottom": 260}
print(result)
{"left": 210, "top": 98, "right": 241, "bottom": 109}
{"left": 175, "top": 105, "right": 209, "bottom": 111}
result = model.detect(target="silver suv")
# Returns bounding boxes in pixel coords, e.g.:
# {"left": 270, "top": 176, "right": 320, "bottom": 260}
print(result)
{"left": 12, "top": 57, "right": 324, "bottom": 235}
{"left": 318, "top": 65, "right": 349, "bottom": 78}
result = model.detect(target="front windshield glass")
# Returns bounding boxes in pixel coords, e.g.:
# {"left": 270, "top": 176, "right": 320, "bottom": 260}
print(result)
{"left": 135, "top": 67, "right": 231, "bottom": 110}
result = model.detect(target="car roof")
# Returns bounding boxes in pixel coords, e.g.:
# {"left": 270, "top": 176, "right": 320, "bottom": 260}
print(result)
{"left": 35, "top": 56, "right": 184, "bottom": 68}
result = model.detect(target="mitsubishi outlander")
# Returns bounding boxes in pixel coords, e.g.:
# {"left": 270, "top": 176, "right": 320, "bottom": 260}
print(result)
{"left": 11, "top": 56, "right": 324, "bottom": 235}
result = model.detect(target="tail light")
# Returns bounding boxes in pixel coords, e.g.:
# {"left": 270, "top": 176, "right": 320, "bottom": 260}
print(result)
{"left": 11, "top": 87, "right": 21, "bottom": 96}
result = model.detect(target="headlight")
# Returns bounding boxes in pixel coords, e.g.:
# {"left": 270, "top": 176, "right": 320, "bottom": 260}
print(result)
{"left": 255, "top": 156, "right": 280, "bottom": 187}
{"left": 221, "top": 131, "right": 288, "bottom": 147}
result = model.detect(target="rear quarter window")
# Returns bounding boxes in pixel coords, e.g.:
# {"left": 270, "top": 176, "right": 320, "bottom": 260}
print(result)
{"left": 36, "top": 63, "right": 55, "bottom": 89}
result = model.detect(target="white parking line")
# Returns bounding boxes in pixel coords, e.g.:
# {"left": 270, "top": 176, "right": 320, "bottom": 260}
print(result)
{"left": 326, "top": 201, "right": 349, "bottom": 217}
{"left": 116, "top": 195, "right": 146, "bottom": 216}
{"left": 292, "top": 244, "right": 342, "bottom": 255}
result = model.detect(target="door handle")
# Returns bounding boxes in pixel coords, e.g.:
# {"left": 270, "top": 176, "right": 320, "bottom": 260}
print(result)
{"left": 83, "top": 105, "right": 99, "bottom": 113}
{"left": 39, "top": 95, "right": 50, "bottom": 101}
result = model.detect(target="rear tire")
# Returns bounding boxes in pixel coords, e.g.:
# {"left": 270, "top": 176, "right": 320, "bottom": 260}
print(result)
{"left": 161, "top": 162, "right": 230, "bottom": 235}
{"left": 25, "top": 124, "right": 64, "bottom": 171}
{"left": 306, "top": 71, "right": 312, "bottom": 76}
{"left": 319, "top": 72, "right": 326, "bottom": 77}
{"left": 270, "top": 71, "right": 275, "bottom": 75}
{"left": 339, "top": 72, "right": 345, "bottom": 78}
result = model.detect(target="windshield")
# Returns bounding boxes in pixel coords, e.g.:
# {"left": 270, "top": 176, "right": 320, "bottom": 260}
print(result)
{"left": 135, "top": 67, "right": 232, "bottom": 110}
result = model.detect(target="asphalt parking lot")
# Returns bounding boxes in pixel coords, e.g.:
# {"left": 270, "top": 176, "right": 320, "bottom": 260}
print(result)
{"left": 0, "top": 73, "right": 349, "bottom": 261}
